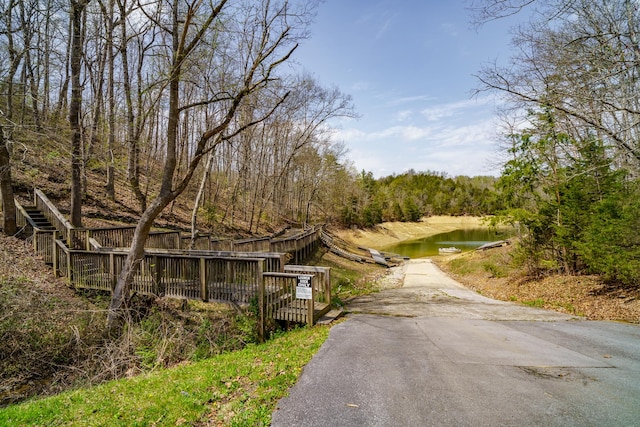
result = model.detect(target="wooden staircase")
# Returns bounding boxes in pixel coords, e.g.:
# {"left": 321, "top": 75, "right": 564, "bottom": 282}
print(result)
{"left": 22, "top": 206, "right": 57, "bottom": 231}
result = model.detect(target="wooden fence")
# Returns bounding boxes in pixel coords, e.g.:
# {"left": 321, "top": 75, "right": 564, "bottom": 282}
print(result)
{"left": 53, "top": 243, "right": 266, "bottom": 303}
{"left": 26, "top": 190, "right": 322, "bottom": 259}
{"left": 15, "top": 200, "right": 34, "bottom": 235}
{"left": 16, "top": 190, "right": 331, "bottom": 340}
{"left": 262, "top": 273, "right": 315, "bottom": 326}
{"left": 88, "top": 228, "right": 182, "bottom": 251}
{"left": 51, "top": 240, "right": 331, "bottom": 340}
{"left": 270, "top": 226, "right": 322, "bottom": 263}
{"left": 34, "top": 189, "right": 75, "bottom": 247}
{"left": 14, "top": 198, "right": 56, "bottom": 264}
{"left": 284, "top": 265, "right": 331, "bottom": 304}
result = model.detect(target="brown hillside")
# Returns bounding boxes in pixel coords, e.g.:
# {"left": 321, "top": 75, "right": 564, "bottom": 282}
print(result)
{"left": 434, "top": 244, "right": 640, "bottom": 323}
{"left": 8, "top": 134, "right": 273, "bottom": 236}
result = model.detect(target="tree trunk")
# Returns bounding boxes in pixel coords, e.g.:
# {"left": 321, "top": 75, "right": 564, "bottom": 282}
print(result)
{"left": 104, "top": 0, "right": 116, "bottom": 201}
{"left": 190, "top": 148, "right": 216, "bottom": 248}
{"left": 18, "top": 0, "right": 42, "bottom": 130}
{"left": 108, "top": 0, "right": 182, "bottom": 331}
{"left": 106, "top": 0, "right": 304, "bottom": 332}
{"left": 118, "top": 0, "right": 146, "bottom": 212}
{"left": 69, "top": 0, "right": 88, "bottom": 227}
{"left": 0, "top": 129, "right": 17, "bottom": 236}
{"left": 106, "top": 195, "right": 168, "bottom": 329}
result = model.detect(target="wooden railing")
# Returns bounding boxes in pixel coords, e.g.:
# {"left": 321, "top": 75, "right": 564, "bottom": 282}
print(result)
{"left": 87, "top": 226, "right": 136, "bottom": 248}
{"left": 51, "top": 239, "right": 330, "bottom": 341}
{"left": 18, "top": 191, "right": 331, "bottom": 341}
{"left": 86, "top": 227, "right": 181, "bottom": 251}
{"left": 262, "top": 272, "right": 315, "bottom": 327}
{"left": 178, "top": 226, "right": 322, "bottom": 262}
{"left": 284, "top": 265, "right": 331, "bottom": 304}
{"left": 95, "top": 248, "right": 287, "bottom": 274}
{"left": 209, "top": 239, "right": 234, "bottom": 251}
{"left": 14, "top": 198, "right": 56, "bottom": 263}
{"left": 14, "top": 199, "right": 35, "bottom": 234}
{"left": 34, "top": 189, "right": 74, "bottom": 247}
{"left": 260, "top": 270, "right": 331, "bottom": 340}
{"left": 271, "top": 226, "right": 321, "bottom": 263}
{"left": 53, "top": 242, "right": 266, "bottom": 304}
{"left": 26, "top": 190, "right": 323, "bottom": 260}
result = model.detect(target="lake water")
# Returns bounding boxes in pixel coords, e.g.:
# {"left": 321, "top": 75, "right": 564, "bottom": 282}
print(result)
{"left": 382, "top": 228, "right": 513, "bottom": 258}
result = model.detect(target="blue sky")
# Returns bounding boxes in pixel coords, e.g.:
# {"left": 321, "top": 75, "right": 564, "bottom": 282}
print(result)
{"left": 293, "top": 0, "right": 526, "bottom": 178}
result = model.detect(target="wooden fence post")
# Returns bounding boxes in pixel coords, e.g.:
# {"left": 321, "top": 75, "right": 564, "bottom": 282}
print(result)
{"left": 66, "top": 250, "right": 72, "bottom": 283}
{"left": 258, "top": 260, "right": 266, "bottom": 343}
{"left": 109, "top": 253, "right": 116, "bottom": 291}
{"left": 52, "top": 231, "right": 58, "bottom": 276}
{"left": 324, "top": 268, "right": 331, "bottom": 304}
{"left": 307, "top": 275, "right": 315, "bottom": 327}
{"left": 200, "top": 257, "right": 207, "bottom": 302}
{"left": 153, "top": 255, "right": 162, "bottom": 296}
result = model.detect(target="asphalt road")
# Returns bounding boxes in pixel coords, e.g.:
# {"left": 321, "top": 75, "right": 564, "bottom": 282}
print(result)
{"left": 271, "top": 259, "right": 640, "bottom": 427}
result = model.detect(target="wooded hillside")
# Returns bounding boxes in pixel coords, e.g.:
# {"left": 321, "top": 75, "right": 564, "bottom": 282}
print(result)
{"left": 0, "top": 0, "right": 503, "bottom": 238}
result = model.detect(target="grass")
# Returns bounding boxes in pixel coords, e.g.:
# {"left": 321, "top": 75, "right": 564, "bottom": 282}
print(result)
{"left": 446, "top": 256, "right": 480, "bottom": 276}
{"left": 522, "top": 298, "right": 546, "bottom": 308}
{"left": 0, "top": 326, "right": 329, "bottom": 426}
{"left": 308, "top": 249, "right": 382, "bottom": 303}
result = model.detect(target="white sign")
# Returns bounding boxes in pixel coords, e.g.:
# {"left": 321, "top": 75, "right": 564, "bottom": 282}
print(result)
{"left": 296, "top": 275, "right": 313, "bottom": 300}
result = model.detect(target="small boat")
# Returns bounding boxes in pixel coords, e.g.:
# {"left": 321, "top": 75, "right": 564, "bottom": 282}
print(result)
{"left": 438, "top": 247, "right": 462, "bottom": 254}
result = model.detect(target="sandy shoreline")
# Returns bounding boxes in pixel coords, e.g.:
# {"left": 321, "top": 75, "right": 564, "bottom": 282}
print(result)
{"left": 331, "top": 216, "right": 487, "bottom": 249}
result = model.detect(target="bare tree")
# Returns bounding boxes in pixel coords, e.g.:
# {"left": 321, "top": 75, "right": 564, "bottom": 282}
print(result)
{"left": 0, "top": 0, "right": 20, "bottom": 235}
{"left": 474, "top": 0, "right": 640, "bottom": 169}
{"left": 69, "top": 0, "right": 90, "bottom": 227}
{"left": 0, "top": 126, "right": 17, "bottom": 235}
{"left": 107, "top": 0, "right": 318, "bottom": 330}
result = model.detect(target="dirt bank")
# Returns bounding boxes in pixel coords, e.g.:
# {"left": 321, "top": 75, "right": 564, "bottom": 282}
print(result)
{"left": 332, "top": 216, "right": 485, "bottom": 249}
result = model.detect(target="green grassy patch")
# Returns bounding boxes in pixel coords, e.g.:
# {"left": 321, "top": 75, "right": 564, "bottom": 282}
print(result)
{"left": 481, "top": 261, "right": 507, "bottom": 278}
{"left": 0, "top": 326, "right": 329, "bottom": 426}
{"left": 522, "top": 298, "right": 546, "bottom": 308}
{"left": 311, "top": 249, "right": 382, "bottom": 302}
{"left": 447, "top": 256, "right": 481, "bottom": 276}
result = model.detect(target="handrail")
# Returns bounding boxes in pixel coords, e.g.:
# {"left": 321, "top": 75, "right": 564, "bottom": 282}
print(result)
{"left": 18, "top": 191, "right": 329, "bottom": 343}
{"left": 284, "top": 265, "right": 331, "bottom": 304}
{"left": 261, "top": 271, "right": 316, "bottom": 340}
{"left": 34, "top": 189, "right": 73, "bottom": 245}
{"left": 50, "top": 235, "right": 325, "bottom": 342}
{"left": 88, "top": 237, "right": 102, "bottom": 250}
{"left": 14, "top": 199, "right": 39, "bottom": 231}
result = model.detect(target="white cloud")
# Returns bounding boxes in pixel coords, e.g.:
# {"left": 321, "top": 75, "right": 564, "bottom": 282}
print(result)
{"left": 394, "top": 110, "right": 413, "bottom": 122}
{"left": 386, "top": 95, "right": 436, "bottom": 107}
{"left": 328, "top": 94, "right": 504, "bottom": 177}
{"left": 376, "top": 16, "right": 396, "bottom": 40}
{"left": 441, "top": 22, "right": 459, "bottom": 37}
{"left": 420, "top": 96, "right": 494, "bottom": 121}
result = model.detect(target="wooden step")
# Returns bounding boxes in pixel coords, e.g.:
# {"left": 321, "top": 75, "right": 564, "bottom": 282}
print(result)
{"left": 315, "top": 308, "right": 345, "bottom": 325}
{"left": 22, "top": 207, "right": 56, "bottom": 230}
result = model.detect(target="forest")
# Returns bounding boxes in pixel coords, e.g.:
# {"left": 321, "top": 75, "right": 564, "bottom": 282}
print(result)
{"left": 2, "top": 0, "right": 640, "bottom": 292}
{"left": 0, "top": 0, "right": 498, "bottom": 236}
{"left": 1, "top": 0, "right": 640, "bottom": 412}
{"left": 473, "top": 0, "right": 640, "bottom": 286}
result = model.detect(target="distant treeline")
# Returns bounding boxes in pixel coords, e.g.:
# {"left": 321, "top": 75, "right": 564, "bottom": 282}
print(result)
{"left": 337, "top": 170, "right": 502, "bottom": 227}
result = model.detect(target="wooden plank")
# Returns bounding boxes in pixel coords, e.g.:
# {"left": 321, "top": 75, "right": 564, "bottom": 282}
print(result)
{"left": 316, "top": 307, "right": 342, "bottom": 325}
{"left": 369, "top": 249, "right": 389, "bottom": 267}
{"left": 476, "top": 240, "right": 510, "bottom": 251}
